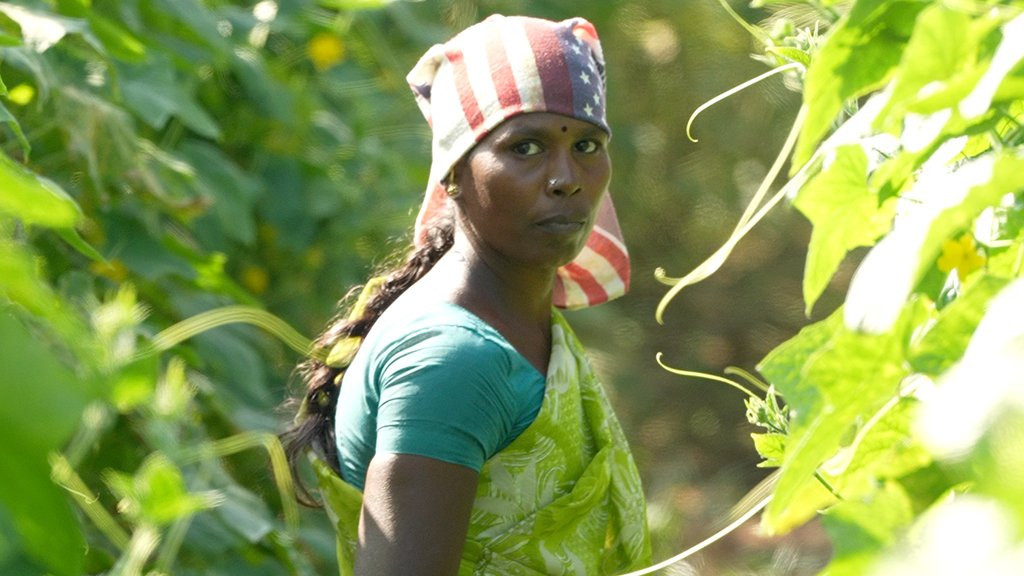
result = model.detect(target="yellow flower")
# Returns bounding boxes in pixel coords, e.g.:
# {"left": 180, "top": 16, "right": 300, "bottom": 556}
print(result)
{"left": 308, "top": 33, "right": 345, "bottom": 71}
{"left": 241, "top": 265, "right": 269, "bottom": 295}
{"left": 937, "top": 233, "right": 986, "bottom": 281}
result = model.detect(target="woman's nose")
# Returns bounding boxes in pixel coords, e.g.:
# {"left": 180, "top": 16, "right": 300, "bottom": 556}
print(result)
{"left": 545, "top": 155, "right": 582, "bottom": 197}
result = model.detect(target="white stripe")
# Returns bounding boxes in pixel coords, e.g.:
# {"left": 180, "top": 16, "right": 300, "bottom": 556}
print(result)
{"left": 556, "top": 271, "right": 590, "bottom": 309}
{"left": 428, "top": 60, "right": 474, "bottom": 186}
{"left": 574, "top": 245, "right": 626, "bottom": 296}
{"left": 462, "top": 26, "right": 503, "bottom": 128}
{"left": 502, "top": 21, "right": 544, "bottom": 110}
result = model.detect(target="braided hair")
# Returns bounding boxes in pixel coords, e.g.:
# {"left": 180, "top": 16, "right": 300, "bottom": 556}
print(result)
{"left": 282, "top": 217, "right": 454, "bottom": 504}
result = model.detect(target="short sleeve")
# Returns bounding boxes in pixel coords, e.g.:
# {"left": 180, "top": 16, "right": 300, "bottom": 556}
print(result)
{"left": 374, "top": 324, "right": 521, "bottom": 472}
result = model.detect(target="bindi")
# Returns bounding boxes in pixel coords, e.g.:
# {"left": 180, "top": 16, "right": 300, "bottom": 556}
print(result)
{"left": 561, "top": 125, "right": 568, "bottom": 132}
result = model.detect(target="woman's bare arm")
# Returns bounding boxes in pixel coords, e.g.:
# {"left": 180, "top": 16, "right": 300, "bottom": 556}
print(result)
{"left": 355, "top": 452, "right": 479, "bottom": 576}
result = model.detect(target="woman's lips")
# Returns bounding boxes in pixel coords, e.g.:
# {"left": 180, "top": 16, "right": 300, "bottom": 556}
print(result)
{"left": 536, "top": 214, "right": 587, "bottom": 234}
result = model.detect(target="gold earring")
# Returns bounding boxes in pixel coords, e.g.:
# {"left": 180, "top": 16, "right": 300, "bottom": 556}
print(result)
{"left": 445, "top": 168, "right": 460, "bottom": 198}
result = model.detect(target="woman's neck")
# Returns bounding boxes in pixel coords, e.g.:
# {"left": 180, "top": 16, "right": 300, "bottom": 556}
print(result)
{"left": 422, "top": 237, "right": 555, "bottom": 372}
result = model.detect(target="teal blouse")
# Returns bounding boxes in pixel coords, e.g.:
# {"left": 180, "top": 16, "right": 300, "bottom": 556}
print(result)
{"left": 334, "top": 292, "right": 546, "bottom": 490}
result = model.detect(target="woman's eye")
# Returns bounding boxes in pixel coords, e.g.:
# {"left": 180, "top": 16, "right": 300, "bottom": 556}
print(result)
{"left": 575, "top": 139, "right": 601, "bottom": 154}
{"left": 511, "top": 141, "right": 542, "bottom": 155}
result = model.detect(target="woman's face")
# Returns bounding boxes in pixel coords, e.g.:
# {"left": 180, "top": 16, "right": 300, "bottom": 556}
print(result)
{"left": 455, "top": 112, "right": 611, "bottom": 270}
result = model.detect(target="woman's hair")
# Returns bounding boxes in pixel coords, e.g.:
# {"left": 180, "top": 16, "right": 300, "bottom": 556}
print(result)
{"left": 281, "top": 216, "right": 454, "bottom": 505}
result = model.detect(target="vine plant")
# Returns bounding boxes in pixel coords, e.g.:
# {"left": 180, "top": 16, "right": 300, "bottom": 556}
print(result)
{"left": 653, "top": 0, "right": 1024, "bottom": 574}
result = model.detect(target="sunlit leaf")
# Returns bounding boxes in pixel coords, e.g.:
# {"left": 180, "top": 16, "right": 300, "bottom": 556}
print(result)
{"left": 758, "top": 302, "right": 919, "bottom": 533}
{"left": 793, "top": 0, "right": 925, "bottom": 170}
{"left": 910, "top": 273, "right": 1010, "bottom": 376}
{"left": 751, "top": 433, "right": 786, "bottom": 467}
{"left": 819, "top": 481, "right": 913, "bottom": 576}
{"left": 105, "top": 453, "right": 221, "bottom": 525}
{"left": 87, "top": 13, "right": 146, "bottom": 62}
{"left": 873, "top": 4, "right": 977, "bottom": 134}
{"left": 0, "top": 9, "right": 21, "bottom": 46}
{"left": 0, "top": 152, "right": 80, "bottom": 228}
{"left": 794, "top": 144, "right": 896, "bottom": 314}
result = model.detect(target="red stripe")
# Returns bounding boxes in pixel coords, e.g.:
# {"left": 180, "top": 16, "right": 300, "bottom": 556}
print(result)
{"left": 485, "top": 30, "right": 521, "bottom": 112}
{"left": 587, "top": 229, "right": 630, "bottom": 289}
{"left": 522, "top": 19, "right": 573, "bottom": 113}
{"left": 445, "top": 47, "right": 485, "bottom": 135}
{"left": 562, "top": 262, "right": 608, "bottom": 305}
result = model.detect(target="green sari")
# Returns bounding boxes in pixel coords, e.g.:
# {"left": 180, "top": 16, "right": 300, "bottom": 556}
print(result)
{"left": 316, "top": 311, "right": 651, "bottom": 575}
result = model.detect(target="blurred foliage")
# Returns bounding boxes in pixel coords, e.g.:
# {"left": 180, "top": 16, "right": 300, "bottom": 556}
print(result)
{"left": 0, "top": 0, "right": 831, "bottom": 574}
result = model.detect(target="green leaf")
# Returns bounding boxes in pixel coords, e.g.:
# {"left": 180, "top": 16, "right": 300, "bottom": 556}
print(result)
{"left": 105, "top": 453, "right": 220, "bottom": 526}
{"left": 751, "top": 433, "right": 786, "bottom": 467}
{"left": 214, "top": 484, "right": 275, "bottom": 543}
{"left": 873, "top": 4, "right": 977, "bottom": 133}
{"left": 111, "top": 354, "right": 160, "bottom": 412}
{"left": 0, "top": 9, "right": 21, "bottom": 47}
{"left": 152, "top": 0, "right": 231, "bottom": 55}
{"left": 794, "top": 145, "right": 896, "bottom": 314}
{"left": 0, "top": 153, "right": 80, "bottom": 228}
{"left": 793, "top": 0, "right": 926, "bottom": 170}
{"left": 823, "top": 396, "right": 932, "bottom": 496}
{"left": 120, "top": 57, "right": 221, "bottom": 139}
{"left": 916, "top": 152, "right": 1024, "bottom": 282}
{"left": 766, "top": 46, "right": 811, "bottom": 67}
{"left": 758, "top": 310, "right": 843, "bottom": 414}
{"left": 0, "top": 312, "right": 89, "bottom": 576}
{"left": 819, "top": 481, "right": 914, "bottom": 576}
{"left": 758, "top": 303, "right": 917, "bottom": 533}
{"left": 318, "top": 0, "right": 396, "bottom": 9}
{"left": 0, "top": 100, "right": 30, "bottom": 159}
{"left": 87, "top": 13, "right": 147, "bottom": 63}
{"left": 179, "top": 141, "right": 260, "bottom": 245}
{"left": 56, "top": 227, "right": 105, "bottom": 262}
{"left": 910, "top": 274, "right": 1010, "bottom": 375}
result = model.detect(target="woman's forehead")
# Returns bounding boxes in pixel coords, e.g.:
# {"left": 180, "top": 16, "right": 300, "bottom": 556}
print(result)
{"left": 489, "top": 112, "right": 607, "bottom": 136}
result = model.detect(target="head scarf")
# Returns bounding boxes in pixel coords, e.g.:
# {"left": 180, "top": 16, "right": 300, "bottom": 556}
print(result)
{"left": 406, "top": 14, "right": 630, "bottom": 309}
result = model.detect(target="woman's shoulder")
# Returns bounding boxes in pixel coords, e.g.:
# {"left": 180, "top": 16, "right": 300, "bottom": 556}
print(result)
{"left": 367, "top": 290, "right": 516, "bottom": 362}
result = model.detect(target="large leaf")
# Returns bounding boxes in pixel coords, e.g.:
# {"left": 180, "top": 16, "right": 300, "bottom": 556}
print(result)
{"left": 120, "top": 57, "right": 221, "bottom": 139}
{"left": 0, "top": 312, "right": 89, "bottom": 576}
{"left": 819, "top": 481, "right": 914, "bottom": 576}
{"left": 845, "top": 151, "right": 1024, "bottom": 334}
{"left": 873, "top": 4, "right": 978, "bottom": 133}
{"left": 757, "top": 303, "right": 919, "bottom": 533}
{"left": 178, "top": 140, "right": 260, "bottom": 246}
{"left": 794, "top": 144, "right": 896, "bottom": 314}
{"left": 793, "top": 0, "right": 926, "bottom": 169}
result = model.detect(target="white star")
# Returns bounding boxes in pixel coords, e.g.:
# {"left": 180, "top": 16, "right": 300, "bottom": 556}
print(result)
{"left": 579, "top": 70, "right": 591, "bottom": 85}
{"left": 593, "top": 92, "right": 601, "bottom": 104}
{"left": 583, "top": 103, "right": 594, "bottom": 117}
{"left": 570, "top": 43, "right": 581, "bottom": 55}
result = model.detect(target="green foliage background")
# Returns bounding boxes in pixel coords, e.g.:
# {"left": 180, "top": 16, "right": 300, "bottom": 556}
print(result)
{"left": 7, "top": 0, "right": 1021, "bottom": 575}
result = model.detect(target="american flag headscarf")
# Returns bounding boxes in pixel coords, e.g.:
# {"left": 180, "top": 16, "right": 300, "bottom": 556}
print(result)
{"left": 407, "top": 14, "right": 630, "bottom": 310}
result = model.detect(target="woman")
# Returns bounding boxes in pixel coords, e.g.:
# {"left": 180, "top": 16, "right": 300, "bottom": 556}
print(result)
{"left": 285, "top": 14, "right": 650, "bottom": 575}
